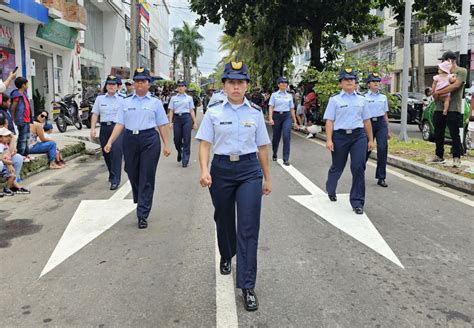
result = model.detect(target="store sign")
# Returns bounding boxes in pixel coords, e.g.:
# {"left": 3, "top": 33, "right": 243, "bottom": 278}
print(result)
{"left": 0, "top": 19, "right": 14, "bottom": 49}
{"left": 36, "top": 18, "right": 78, "bottom": 49}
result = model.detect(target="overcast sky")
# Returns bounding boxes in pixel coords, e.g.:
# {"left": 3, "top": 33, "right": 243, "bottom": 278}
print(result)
{"left": 166, "top": 0, "right": 225, "bottom": 76}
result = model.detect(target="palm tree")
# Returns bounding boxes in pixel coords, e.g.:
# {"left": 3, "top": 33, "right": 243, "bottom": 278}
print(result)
{"left": 171, "top": 22, "right": 204, "bottom": 82}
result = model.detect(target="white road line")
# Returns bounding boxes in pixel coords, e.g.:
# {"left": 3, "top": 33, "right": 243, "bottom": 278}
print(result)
{"left": 293, "top": 132, "right": 474, "bottom": 207}
{"left": 215, "top": 237, "right": 238, "bottom": 328}
{"left": 278, "top": 160, "right": 404, "bottom": 268}
{"left": 109, "top": 181, "right": 132, "bottom": 200}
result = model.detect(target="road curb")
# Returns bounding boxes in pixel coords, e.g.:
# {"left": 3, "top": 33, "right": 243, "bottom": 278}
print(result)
{"left": 19, "top": 141, "right": 87, "bottom": 180}
{"left": 300, "top": 129, "right": 474, "bottom": 195}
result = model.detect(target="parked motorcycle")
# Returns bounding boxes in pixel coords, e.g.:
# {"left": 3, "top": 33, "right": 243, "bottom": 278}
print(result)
{"left": 79, "top": 95, "right": 96, "bottom": 129}
{"left": 51, "top": 93, "right": 82, "bottom": 133}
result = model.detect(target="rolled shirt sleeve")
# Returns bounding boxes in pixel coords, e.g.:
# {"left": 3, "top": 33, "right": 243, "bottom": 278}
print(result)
{"left": 323, "top": 97, "right": 336, "bottom": 121}
{"left": 362, "top": 99, "right": 371, "bottom": 120}
{"left": 383, "top": 95, "right": 389, "bottom": 113}
{"left": 269, "top": 93, "right": 275, "bottom": 107}
{"left": 168, "top": 96, "right": 175, "bottom": 110}
{"left": 255, "top": 111, "right": 271, "bottom": 146}
{"left": 155, "top": 101, "right": 169, "bottom": 126}
{"left": 195, "top": 112, "right": 214, "bottom": 144}
{"left": 116, "top": 105, "right": 125, "bottom": 125}
{"left": 91, "top": 97, "right": 100, "bottom": 115}
{"left": 188, "top": 96, "right": 195, "bottom": 110}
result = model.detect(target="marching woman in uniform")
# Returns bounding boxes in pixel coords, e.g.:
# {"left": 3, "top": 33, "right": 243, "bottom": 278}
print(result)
{"left": 168, "top": 79, "right": 197, "bottom": 167}
{"left": 196, "top": 62, "right": 271, "bottom": 311}
{"left": 365, "top": 73, "right": 391, "bottom": 187}
{"left": 105, "top": 68, "right": 171, "bottom": 229}
{"left": 268, "top": 76, "right": 297, "bottom": 165}
{"left": 324, "top": 68, "right": 374, "bottom": 215}
{"left": 91, "top": 75, "right": 124, "bottom": 190}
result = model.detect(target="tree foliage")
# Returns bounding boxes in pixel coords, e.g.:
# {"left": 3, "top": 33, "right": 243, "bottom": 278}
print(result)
{"left": 171, "top": 22, "right": 204, "bottom": 82}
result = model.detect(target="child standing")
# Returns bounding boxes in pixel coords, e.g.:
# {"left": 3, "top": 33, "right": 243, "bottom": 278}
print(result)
{"left": 432, "top": 61, "right": 457, "bottom": 116}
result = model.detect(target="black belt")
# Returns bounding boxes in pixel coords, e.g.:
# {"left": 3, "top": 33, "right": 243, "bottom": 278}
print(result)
{"left": 334, "top": 127, "right": 363, "bottom": 135}
{"left": 100, "top": 121, "right": 115, "bottom": 126}
{"left": 274, "top": 111, "right": 290, "bottom": 115}
{"left": 175, "top": 112, "right": 190, "bottom": 116}
{"left": 371, "top": 115, "right": 385, "bottom": 122}
{"left": 125, "top": 128, "right": 156, "bottom": 135}
{"left": 214, "top": 152, "right": 257, "bottom": 162}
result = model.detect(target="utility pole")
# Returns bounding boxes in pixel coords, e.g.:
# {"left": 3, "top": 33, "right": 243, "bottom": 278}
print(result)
{"left": 459, "top": 0, "right": 470, "bottom": 145}
{"left": 130, "top": 0, "right": 139, "bottom": 72}
{"left": 417, "top": 20, "right": 425, "bottom": 93}
{"left": 172, "top": 41, "right": 176, "bottom": 81}
{"left": 399, "top": 0, "right": 413, "bottom": 142}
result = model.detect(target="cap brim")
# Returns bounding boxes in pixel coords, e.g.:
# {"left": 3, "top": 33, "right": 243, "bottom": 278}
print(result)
{"left": 133, "top": 77, "right": 150, "bottom": 81}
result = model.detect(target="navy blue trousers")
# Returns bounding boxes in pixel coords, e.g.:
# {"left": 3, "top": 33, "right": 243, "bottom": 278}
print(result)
{"left": 16, "top": 123, "right": 30, "bottom": 156}
{"left": 326, "top": 128, "right": 368, "bottom": 208}
{"left": 99, "top": 124, "right": 123, "bottom": 185}
{"left": 366, "top": 117, "right": 388, "bottom": 180}
{"left": 123, "top": 129, "right": 161, "bottom": 219}
{"left": 272, "top": 112, "right": 292, "bottom": 161}
{"left": 209, "top": 154, "right": 263, "bottom": 289}
{"left": 173, "top": 114, "right": 192, "bottom": 165}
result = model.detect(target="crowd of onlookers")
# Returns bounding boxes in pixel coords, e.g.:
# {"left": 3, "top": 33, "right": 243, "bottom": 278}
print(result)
{"left": 0, "top": 71, "right": 66, "bottom": 198}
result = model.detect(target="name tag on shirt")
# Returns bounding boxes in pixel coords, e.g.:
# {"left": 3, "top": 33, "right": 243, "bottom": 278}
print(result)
{"left": 220, "top": 121, "right": 232, "bottom": 125}
{"left": 128, "top": 107, "right": 136, "bottom": 111}
{"left": 340, "top": 105, "right": 348, "bottom": 108}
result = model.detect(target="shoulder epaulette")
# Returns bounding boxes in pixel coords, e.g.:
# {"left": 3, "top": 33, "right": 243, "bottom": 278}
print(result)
{"left": 208, "top": 100, "right": 224, "bottom": 108}
{"left": 330, "top": 92, "right": 339, "bottom": 97}
{"left": 251, "top": 102, "right": 262, "bottom": 111}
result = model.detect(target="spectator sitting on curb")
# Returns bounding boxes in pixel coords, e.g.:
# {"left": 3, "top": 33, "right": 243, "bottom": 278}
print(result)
{"left": 0, "top": 94, "right": 15, "bottom": 133}
{"left": 43, "top": 123, "right": 65, "bottom": 167}
{"left": 0, "top": 127, "right": 30, "bottom": 195}
{"left": 28, "top": 111, "right": 63, "bottom": 169}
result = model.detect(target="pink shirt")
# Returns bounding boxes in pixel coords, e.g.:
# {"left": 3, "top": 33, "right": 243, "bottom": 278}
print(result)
{"left": 433, "top": 74, "right": 454, "bottom": 95}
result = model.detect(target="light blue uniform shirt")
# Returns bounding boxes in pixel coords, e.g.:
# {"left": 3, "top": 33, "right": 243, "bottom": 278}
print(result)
{"left": 195, "top": 97, "right": 271, "bottom": 155}
{"left": 116, "top": 92, "right": 169, "bottom": 130}
{"left": 365, "top": 90, "right": 389, "bottom": 118}
{"left": 208, "top": 90, "right": 226, "bottom": 107}
{"left": 323, "top": 90, "right": 371, "bottom": 130}
{"left": 169, "top": 93, "right": 194, "bottom": 114}
{"left": 269, "top": 90, "right": 294, "bottom": 112}
{"left": 91, "top": 93, "right": 124, "bottom": 122}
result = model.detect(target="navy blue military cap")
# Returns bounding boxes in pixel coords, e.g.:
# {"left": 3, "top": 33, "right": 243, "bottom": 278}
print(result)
{"left": 176, "top": 79, "right": 187, "bottom": 87}
{"left": 338, "top": 67, "right": 357, "bottom": 81}
{"left": 133, "top": 67, "right": 152, "bottom": 81}
{"left": 106, "top": 75, "right": 118, "bottom": 84}
{"left": 277, "top": 76, "right": 289, "bottom": 84}
{"left": 366, "top": 72, "right": 381, "bottom": 83}
{"left": 221, "top": 62, "right": 250, "bottom": 82}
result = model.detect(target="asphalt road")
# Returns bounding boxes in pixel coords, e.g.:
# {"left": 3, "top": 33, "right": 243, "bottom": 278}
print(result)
{"left": 1, "top": 117, "right": 473, "bottom": 327}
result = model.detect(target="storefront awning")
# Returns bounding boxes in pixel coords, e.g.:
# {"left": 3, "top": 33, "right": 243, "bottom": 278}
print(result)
{"left": 0, "top": 0, "right": 49, "bottom": 24}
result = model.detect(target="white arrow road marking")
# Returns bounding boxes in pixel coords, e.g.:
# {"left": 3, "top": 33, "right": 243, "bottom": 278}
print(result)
{"left": 277, "top": 160, "right": 404, "bottom": 269}
{"left": 40, "top": 181, "right": 135, "bottom": 278}
{"left": 215, "top": 237, "right": 238, "bottom": 328}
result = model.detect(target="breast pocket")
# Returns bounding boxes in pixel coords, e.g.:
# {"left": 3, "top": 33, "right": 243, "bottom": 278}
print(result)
{"left": 240, "top": 122, "right": 257, "bottom": 144}
{"left": 214, "top": 121, "right": 234, "bottom": 143}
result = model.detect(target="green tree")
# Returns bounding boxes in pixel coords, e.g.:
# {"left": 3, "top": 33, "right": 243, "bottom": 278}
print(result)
{"left": 171, "top": 22, "right": 204, "bottom": 82}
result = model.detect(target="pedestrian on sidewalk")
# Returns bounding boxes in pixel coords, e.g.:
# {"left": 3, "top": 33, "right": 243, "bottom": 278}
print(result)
{"left": 269, "top": 76, "right": 297, "bottom": 165}
{"left": 28, "top": 111, "right": 63, "bottom": 169}
{"left": 10, "top": 77, "right": 32, "bottom": 161}
{"left": 168, "top": 80, "right": 197, "bottom": 168}
{"left": 196, "top": 61, "right": 272, "bottom": 312}
{"left": 91, "top": 75, "right": 124, "bottom": 190}
{"left": 364, "top": 73, "right": 391, "bottom": 188}
{"left": 324, "top": 67, "right": 374, "bottom": 215}
{"left": 104, "top": 68, "right": 171, "bottom": 229}
{"left": 430, "top": 51, "right": 467, "bottom": 167}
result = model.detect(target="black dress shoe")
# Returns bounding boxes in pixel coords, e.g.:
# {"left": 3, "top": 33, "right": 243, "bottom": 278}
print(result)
{"left": 177, "top": 152, "right": 182, "bottom": 162}
{"left": 328, "top": 194, "right": 337, "bottom": 202}
{"left": 182, "top": 163, "right": 188, "bottom": 168}
{"left": 110, "top": 183, "right": 119, "bottom": 190}
{"left": 220, "top": 258, "right": 231, "bottom": 275}
{"left": 353, "top": 207, "right": 364, "bottom": 215}
{"left": 138, "top": 218, "right": 148, "bottom": 229}
{"left": 272, "top": 154, "right": 277, "bottom": 161}
{"left": 377, "top": 179, "right": 388, "bottom": 187}
{"left": 242, "top": 289, "right": 259, "bottom": 311}
{"left": 283, "top": 161, "right": 290, "bottom": 166}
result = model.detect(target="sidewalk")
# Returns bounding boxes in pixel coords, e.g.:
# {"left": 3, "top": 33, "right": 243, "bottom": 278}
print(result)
{"left": 294, "top": 126, "right": 474, "bottom": 195}
{"left": 20, "top": 126, "right": 102, "bottom": 180}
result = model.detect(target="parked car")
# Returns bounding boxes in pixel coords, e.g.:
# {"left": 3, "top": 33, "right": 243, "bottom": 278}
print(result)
{"left": 389, "top": 92, "right": 424, "bottom": 126}
{"left": 420, "top": 98, "right": 472, "bottom": 151}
